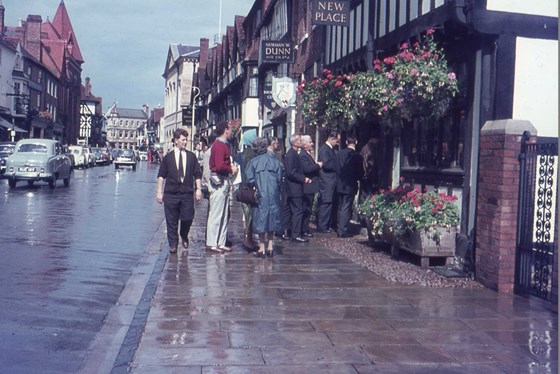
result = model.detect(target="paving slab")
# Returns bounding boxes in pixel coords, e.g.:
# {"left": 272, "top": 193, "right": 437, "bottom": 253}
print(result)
{"left": 126, "top": 200, "right": 557, "bottom": 373}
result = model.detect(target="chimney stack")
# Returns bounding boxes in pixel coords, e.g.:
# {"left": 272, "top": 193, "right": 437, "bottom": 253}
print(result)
{"left": 85, "top": 77, "right": 91, "bottom": 96}
{"left": 24, "top": 15, "right": 42, "bottom": 61}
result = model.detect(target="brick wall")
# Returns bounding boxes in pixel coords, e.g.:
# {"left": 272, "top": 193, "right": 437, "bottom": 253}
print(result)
{"left": 475, "top": 120, "right": 537, "bottom": 293}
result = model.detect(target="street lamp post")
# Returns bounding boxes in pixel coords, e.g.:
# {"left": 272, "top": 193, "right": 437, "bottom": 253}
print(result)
{"left": 191, "top": 86, "right": 200, "bottom": 151}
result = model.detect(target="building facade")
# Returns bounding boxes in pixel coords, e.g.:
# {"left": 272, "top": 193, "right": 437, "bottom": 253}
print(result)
{"left": 105, "top": 105, "right": 148, "bottom": 150}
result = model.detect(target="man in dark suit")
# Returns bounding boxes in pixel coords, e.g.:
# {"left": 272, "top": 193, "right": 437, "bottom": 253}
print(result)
{"left": 335, "top": 135, "right": 364, "bottom": 237}
{"left": 317, "top": 131, "right": 339, "bottom": 233}
{"left": 284, "top": 134, "right": 311, "bottom": 243}
{"left": 156, "top": 128, "right": 203, "bottom": 253}
{"left": 299, "top": 135, "right": 322, "bottom": 237}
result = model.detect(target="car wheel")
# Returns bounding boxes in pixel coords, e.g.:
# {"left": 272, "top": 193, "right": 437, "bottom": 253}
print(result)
{"left": 115, "top": 164, "right": 119, "bottom": 169}
{"left": 63, "top": 176, "right": 70, "bottom": 187}
{"left": 132, "top": 165, "right": 136, "bottom": 171}
{"left": 48, "top": 176, "right": 56, "bottom": 189}
{"left": 27, "top": 180, "right": 35, "bottom": 187}
{"left": 8, "top": 179, "right": 17, "bottom": 188}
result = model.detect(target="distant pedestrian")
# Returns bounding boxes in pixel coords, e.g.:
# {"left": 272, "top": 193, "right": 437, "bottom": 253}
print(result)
{"left": 156, "top": 128, "right": 203, "bottom": 254}
{"left": 335, "top": 135, "right": 363, "bottom": 237}
{"left": 299, "top": 135, "right": 322, "bottom": 237}
{"left": 205, "top": 121, "right": 238, "bottom": 253}
{"left": 284, "top": 134, "right": 311, "bottom": 243}
{"left": 317, "top": 131, "right": 339, "bottom": 233}
{"left": 245, "top": 137, "right": 283, "bottom": 257}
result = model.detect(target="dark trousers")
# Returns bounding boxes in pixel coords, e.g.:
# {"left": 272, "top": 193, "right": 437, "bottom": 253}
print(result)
{"left": 288, "top": 196, "right": 304, "bottom": 239}
{"left": 302, "top": 193, "right": 315, "bottom": 234}
{"left": 317, "top": 195, "right": 333, "bottom": 231}
{"left": 337, "top": 193, "right": 353, "bottom": 236}
{"left": 281, "top": 192, "right": 292, "bottom": 235}
{"left": 163, "top": 193, "right": 194, "bottom": 248}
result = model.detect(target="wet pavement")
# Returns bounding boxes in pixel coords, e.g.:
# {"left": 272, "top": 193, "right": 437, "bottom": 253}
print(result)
{"left": 123, "top": 199, "right": 558, "bottom": 373}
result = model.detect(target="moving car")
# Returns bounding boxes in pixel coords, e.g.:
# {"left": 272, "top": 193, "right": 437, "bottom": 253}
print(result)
{"left": 83, "top": 147, "right": 96, "bottom": 167}
{"left": 114, "top": 149, "right": 137, "bottom": 170}
{"left": 0, "top": 142, "right": 17, "bottom": 177}
{"left": 5, "top": 139, "right": 72, "bottom": 188}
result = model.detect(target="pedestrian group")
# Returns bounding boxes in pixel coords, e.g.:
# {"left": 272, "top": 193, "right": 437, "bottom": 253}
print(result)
{"left": 156, "top": 122, "right": 368, "bottom": 258}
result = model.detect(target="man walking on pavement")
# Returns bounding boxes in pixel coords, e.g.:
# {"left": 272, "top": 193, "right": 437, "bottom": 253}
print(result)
{"left": 156, "top": 128, "right": 203, "bottom": 253}
{"left": 206, "top": 121, "right": 238, "bottom": 253}
{"left": 317, "top": 131, "right": 339, "bottom": 233}
{"left": 300, "top": 135, "right": 322, "bottom": 237}
{"left": 284, "top": 134, "right": 311, "bottom": 243}
{"left": 335, "top": 135, "right": 363, "bottom": 238}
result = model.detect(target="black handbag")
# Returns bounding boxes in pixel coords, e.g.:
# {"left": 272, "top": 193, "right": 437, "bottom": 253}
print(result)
{"left": 236, "top": 185, "right": 258, "bottom": 206}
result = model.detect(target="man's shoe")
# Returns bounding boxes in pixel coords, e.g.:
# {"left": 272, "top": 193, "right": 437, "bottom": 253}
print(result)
{"left": 303, "top": 232, "right": 314, "bottom": 238}
{"left": 281, "top": 233, "right": 290, "bottom": 241}
{"left": 206, "top": 246, "right": 223, "bottom": 254}
{"left": 317, "top": 228, "right": 332, "bottom": 234}
{"left": 169, "top": 246, "right": 177, "bottom": 253}
{"left": 218, "top": 245, "right": 232, "bottom": 252}
{"left": 291, "top": 236, "right": 309, "bottom": 243}
{"left": 182, "top": 238, "right": 189, "bottom": 249}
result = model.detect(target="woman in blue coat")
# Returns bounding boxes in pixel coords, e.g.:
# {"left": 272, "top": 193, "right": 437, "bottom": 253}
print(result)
{"left": 244, "top": 137, "right": 283, "bottom": 257}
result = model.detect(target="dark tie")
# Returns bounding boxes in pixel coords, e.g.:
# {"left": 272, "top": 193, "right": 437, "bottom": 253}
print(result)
{"left": 179, "top": 151, "right": 184, "bottom": 183}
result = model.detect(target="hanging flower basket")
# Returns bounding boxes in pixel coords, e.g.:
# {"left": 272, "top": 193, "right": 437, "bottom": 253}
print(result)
{"left": 298, "top": 29, "right": 459, "bottom": 131}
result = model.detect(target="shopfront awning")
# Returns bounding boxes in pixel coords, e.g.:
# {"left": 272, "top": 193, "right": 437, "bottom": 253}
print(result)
{"left": 0, "top": 117, "right": 27, "bottom": 133}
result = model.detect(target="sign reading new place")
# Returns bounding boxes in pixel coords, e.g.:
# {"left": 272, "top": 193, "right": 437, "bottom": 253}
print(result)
{"left": 311, "top": 0, "right": 350, "bottom": 27}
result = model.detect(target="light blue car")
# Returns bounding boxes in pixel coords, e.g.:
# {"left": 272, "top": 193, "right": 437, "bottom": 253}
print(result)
{"left": 5, "top": 139, "right": 72, "bottom": 189}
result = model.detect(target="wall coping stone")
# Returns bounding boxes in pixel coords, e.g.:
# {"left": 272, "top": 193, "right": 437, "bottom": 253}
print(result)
{"left": 481, "top": 119, "right": 537, "bottom": 136}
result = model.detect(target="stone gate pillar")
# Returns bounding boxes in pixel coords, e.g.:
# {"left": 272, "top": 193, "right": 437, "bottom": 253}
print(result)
{"left": 475, "top": 119, "right": 537, "bottom": 293}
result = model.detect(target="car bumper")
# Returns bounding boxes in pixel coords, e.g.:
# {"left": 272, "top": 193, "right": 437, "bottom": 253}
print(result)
{"left": 6, "top": 169, "right": 54, "bottom": 182}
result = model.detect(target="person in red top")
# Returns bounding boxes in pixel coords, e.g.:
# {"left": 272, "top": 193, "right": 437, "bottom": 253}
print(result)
{"left": 205, "top": 121, "right": 238, "bottom": 253}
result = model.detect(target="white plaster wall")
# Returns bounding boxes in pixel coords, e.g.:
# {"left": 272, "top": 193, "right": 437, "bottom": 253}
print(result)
{"left": 241, "top": 97, "right": 259, "bottom": 127}
{"left": 513, "top": 37, "right": 558, "bottom": 138}
{"left": 0, "top": 46, "right": 16, "bottom": 112}
{"left": 487, "top": 0, "right": 558, "bottom": 17}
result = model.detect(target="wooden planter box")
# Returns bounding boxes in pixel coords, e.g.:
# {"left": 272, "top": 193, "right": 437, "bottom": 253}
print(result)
{"left": 365, "top": 220, "right": 457, "bottom": 269}
{"left": 393, "top": 227, "right": 458, "bottom": 268}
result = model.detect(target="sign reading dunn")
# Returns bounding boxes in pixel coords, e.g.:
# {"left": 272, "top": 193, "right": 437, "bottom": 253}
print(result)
{"left": 311, "top": 0, "right": 350, "bottom": 27}
{"left": 261, "top": 40, "right": 295, "bottom": 64}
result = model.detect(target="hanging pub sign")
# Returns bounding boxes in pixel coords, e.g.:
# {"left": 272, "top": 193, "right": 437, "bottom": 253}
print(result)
{"left": 262, "top": 81, "right": 278, "bottom": 110}
{"left": 272, "top": 77, "right": 297, "bottom": 108}
{"left": 311, "top": 0, "right": 350, "bottom": 27}
{"left": 261, "top": 40, "right": 295, "bottom": 64}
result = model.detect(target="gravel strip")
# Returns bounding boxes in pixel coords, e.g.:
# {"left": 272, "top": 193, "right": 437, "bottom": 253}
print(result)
{"left": 316, "top": 232, "right": 484, "bottom": 288}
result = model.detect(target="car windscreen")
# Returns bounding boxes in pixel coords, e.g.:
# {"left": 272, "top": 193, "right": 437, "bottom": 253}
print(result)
{"left": 120, "top": 150, "right": 134, "bottom": 156}
{"left": 18, "top": 143, "right": 48, "bottom": 153}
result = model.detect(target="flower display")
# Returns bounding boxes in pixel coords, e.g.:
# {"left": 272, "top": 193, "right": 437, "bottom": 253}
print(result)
{"left": 227, "top": 118, "right": 242, "bottom": 137}
{"left": 298, "top": 29, "right": 459, "bottom": 130}
{"left": 298, "top": 68, "right": 355, "bottom": 130}
{"left": 359, "top": 181, "right": 460, "bottom": 242}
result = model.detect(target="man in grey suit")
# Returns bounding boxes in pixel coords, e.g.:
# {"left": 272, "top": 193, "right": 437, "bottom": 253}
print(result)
{"left": 316, "top": 131, "right": 339, "bottom": 233}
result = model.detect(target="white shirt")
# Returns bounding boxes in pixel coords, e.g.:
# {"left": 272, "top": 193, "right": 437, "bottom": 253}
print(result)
{"left": 174, "top": 148, "right": 185, "bottom": 182}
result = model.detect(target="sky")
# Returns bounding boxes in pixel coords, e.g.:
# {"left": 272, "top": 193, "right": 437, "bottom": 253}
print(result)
{"left": 3, "top": 0, "right": 254, "bottom": 112}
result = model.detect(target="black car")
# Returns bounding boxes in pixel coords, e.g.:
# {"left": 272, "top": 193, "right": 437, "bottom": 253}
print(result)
{"left": 0, "top": 142, "right": 17, "bottom": 177}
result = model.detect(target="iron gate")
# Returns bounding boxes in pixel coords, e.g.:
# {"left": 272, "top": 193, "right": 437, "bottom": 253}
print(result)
{"left": 516, "top": 132, "right": 558, "bottom": 301}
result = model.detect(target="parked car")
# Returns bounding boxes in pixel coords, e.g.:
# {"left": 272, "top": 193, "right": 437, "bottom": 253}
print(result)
{"left": 0, "top": 141, "right": 17, "bottom": 178}
{"left": 92, "top": 147, "right": 111, "bottom": 165}
{"left": 138, "top": 151, "right": 148, "bottom": 161}
{"left": 83, "top": 147, "right": 96, "bottom": 167}
{"left": 69, "top": 145, "right": 89, "bottom": 168}
{"left": 114, "top": 149, "right": 137, "bottom": 170}
{"left": 5, "top": 139, "right": 72, "bottom": 188}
